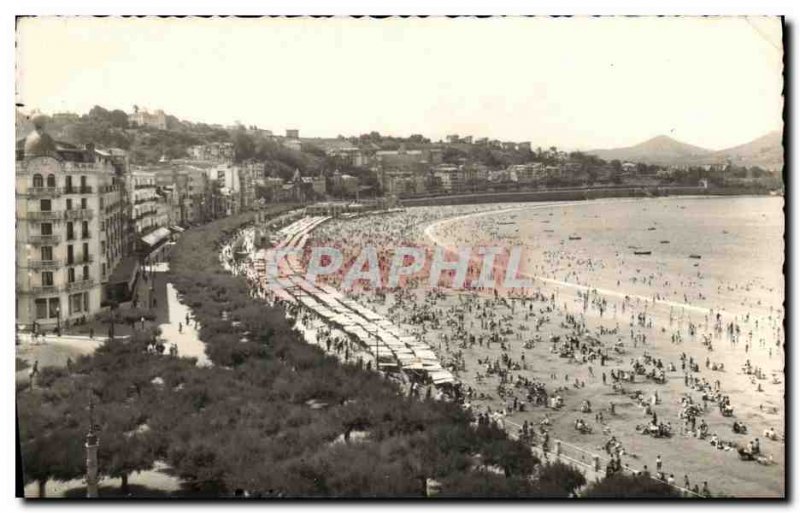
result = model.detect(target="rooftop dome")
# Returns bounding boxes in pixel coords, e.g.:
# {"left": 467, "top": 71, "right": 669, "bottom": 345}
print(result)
{"left": 23, "top": 114, "right": 57, "bottom": 158}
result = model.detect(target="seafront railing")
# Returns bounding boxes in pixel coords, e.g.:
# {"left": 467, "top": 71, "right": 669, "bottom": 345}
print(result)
{"left": 503, "top": 418, "right": 705, "bottom": 498}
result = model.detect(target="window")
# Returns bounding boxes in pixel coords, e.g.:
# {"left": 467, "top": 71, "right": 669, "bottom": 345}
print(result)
{"left": 82, "top": 243, "right": 89, "bottom": 262}
{"left": 81, "top": 198, "right": 87, "bottom": 210}
{"left": 65, "top": 176, "right": 73, "bottom": 193}
{"left": 66, "top": 222, "right": 74, "bottom": 240}
{"left": 67, "top": 245, "right": 74, "bottom": 265}
{"left": 41, "top": 271, "right": 53, "bottom": 286}
{"left": 41, "top": 223, "right": 52, "bottom": 236}
{"left": 35, "top": 299, "right": 48, "bottom": 320}
{"left": 102, "top": 262, "right": 107, "bottom": 277}
{"left": 99, "top": 197, "right": 104, "bottom": 209}
{"left": 82, "top": 265, "right": 89, "bottom": 281}
{"left": 70, "top": 293, "right": 83, "bottom": 314}
{"left": 82, "top": 221, "right": 89, "bottom": 238}
{"left": 80, "top": 176, "right": 87, "bottom": 189}
{"left": 66, "top": 198, "right": 73, "bottom": 210}
{"left": 32, "top": 174, "right": 43, "bottom": 188}
{"left": 67, "top": 267, "right": 75, "bottom": 283}
{"left": 48, "top": 298, "right": 60, "bottom": 319}
{"left": 40, "top": 246, "right": 53, "bottom": 261}
{"left": 101, "top": 241, "right": 106, "bottom": 253}
{"left": 46, "top": 174, "right": 56, "bottom": 188}
{"left": 40, "top": 199, "right": 51, "bottom": 212}
{"left": 83, "top": 292, "right": 89, "bottom": 312}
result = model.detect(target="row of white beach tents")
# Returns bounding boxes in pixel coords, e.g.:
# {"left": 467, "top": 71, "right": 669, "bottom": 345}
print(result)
{"left": 251, "top": 215, "right": 455, "bottom": 386}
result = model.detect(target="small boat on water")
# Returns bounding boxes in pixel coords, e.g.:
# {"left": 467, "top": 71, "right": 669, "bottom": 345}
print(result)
{"left": 689, "top": 254, "right": 702, "bottom": 259}
{"left": 634, "top": 250, "right": 652, "bottom": 255}
{"left": 544, "top": 229, "right": 554, "bottom": 233}
{"left": 648, "top": 227, "right": 656, "bottom": 231}
{"left": 568, "top": 236, "right": 582, "bottom": 241}
{"left": 660, "top": 240, "right": 670, "bottom": 244}
{"left": 497, "top": 221, "right": 515, "bottom": 225}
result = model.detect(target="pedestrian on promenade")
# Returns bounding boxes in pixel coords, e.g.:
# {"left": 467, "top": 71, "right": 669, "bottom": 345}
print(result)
{"left": 179, "top": 322, "right": 183, "bottom": 334}
{"left": 89, "top": 327, "right": 94, "bottom": 339}
{"left": 656, "top": 455, "right": 662, "bottom": 473}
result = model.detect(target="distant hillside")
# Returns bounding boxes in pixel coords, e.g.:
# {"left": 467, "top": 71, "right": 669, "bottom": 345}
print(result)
{"left": 710, "top": 130, "right": 783, "bottom": 171}
{"left": 587, "top": 132, "right": 784, "bottom": 170}
{"left": 587, "top": 135, "right": 712, "bottom": 166}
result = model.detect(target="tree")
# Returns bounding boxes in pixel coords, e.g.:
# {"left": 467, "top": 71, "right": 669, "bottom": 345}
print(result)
{"left": 531, "top": 462, "right": 586, "bottom": 496}
{"left": 586, "top": 167, "right": 598, "bottom": 185}
{"left": 108, "top": 110, "right": 129, "bottom": 129}
{"left": 98, "top": 404, "right": 157, "bottom": 494}
{"left": 88, "top": 105, "right": 111, "bottom": 121}
{"left": 18, "top": 390, "right": 85, "bottom": 497}
{"left": 583, "top": 473, "right": 681, "bottom": 498}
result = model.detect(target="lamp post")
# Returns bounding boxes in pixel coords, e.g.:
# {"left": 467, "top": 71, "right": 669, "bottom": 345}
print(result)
{"left": 85, "top": 394, "right": 99, "bottom": 498}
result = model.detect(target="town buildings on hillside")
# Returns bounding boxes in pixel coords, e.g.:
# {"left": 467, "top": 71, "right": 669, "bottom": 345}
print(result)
{"left": 128, "top": 106, "right": 168, "bottom": 130}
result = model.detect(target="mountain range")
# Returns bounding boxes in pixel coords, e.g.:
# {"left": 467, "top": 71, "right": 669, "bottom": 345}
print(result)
{"left": 586, "top": 131, "right": 783, "bottom": 170}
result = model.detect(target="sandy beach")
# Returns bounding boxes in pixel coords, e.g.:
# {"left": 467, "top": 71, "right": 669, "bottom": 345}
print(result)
{"left": 308, "top": 196, "right": 785, "bottom": 497}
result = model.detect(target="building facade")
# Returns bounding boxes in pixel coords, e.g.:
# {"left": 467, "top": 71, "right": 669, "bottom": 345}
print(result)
{"left": 188, "top": 142, "right": 234, "bottom": 162}
{"left": 16, "top": 117, "right": 128, "bottom": 329}
{"left": 128, "top": 108, "right": 168, "bottom": 130}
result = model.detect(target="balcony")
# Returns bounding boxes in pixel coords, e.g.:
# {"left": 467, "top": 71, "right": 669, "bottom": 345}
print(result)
{"left": 80, "top": 254, "right": 94, "bottom": 263}
{"left": 29, "top": 234, "right": 61, "bottom": 245}
{"left": 81, "top": 232, "right": 92, "bottom": 240}
{"left": 64, "top": 209, "right": 94, "bottom": 220}
{"left": 66, "top": 279, "right": 94, "bottom": 292}
{"left": 30, "top": 285, "right": 61, "bottom": 295}
{"left": 134, "top": 211, "right": 156, "bottom": 221}
{"left": 28, "top": 259, "right": 62, "bottom": 270}
{"left": 64, "top": 186, "right": 93, "bottom": 194}
{"left": 26, "top": 187, "right": 62, "bottom": 198}
{"left": 25, "top": 211, "right": 63, "bottom": 221}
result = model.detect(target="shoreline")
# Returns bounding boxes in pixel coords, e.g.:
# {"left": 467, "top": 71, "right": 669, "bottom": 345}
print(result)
{"left": 423, "top": 195, "right": 777, "bottom": 321}
{"left": 400, "top": 186, "right": 775, "bottom": 208}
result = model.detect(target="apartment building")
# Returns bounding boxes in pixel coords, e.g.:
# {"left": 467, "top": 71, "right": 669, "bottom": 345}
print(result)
{"left": 16, "top": 116, "right": 127, "bottom": 329}
{"left": 129, "top": 170, "right": 171, "bottom": 260}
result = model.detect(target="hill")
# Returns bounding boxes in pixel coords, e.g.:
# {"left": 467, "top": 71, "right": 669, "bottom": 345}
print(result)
{"left": 587, "top": 132, "right": 784, "bottom": 170}
{"left": 710, "top": 130, "right": 783, "bottom": 171}
{"left": 587, "top": 135, "right": 713, "bottom": 166}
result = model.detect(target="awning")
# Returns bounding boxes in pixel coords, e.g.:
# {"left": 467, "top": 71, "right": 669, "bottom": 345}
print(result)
{"left": 170, "top": 225, "right": 185, "bottom": 233}
{"left": 141, "top": 227, "right": 172, "bottom": 247}
{"left": 107, "top": 255, "right": 140, "bottom": 288}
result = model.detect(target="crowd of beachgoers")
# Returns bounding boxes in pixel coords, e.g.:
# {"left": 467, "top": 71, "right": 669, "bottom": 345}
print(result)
{"left": 300, "top": 198, "right": 785, "bottom": 497}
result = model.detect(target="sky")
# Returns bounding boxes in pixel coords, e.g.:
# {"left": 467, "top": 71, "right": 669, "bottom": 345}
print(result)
{"left": 15, "top": 16, "right": 784, "bottom": 151}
